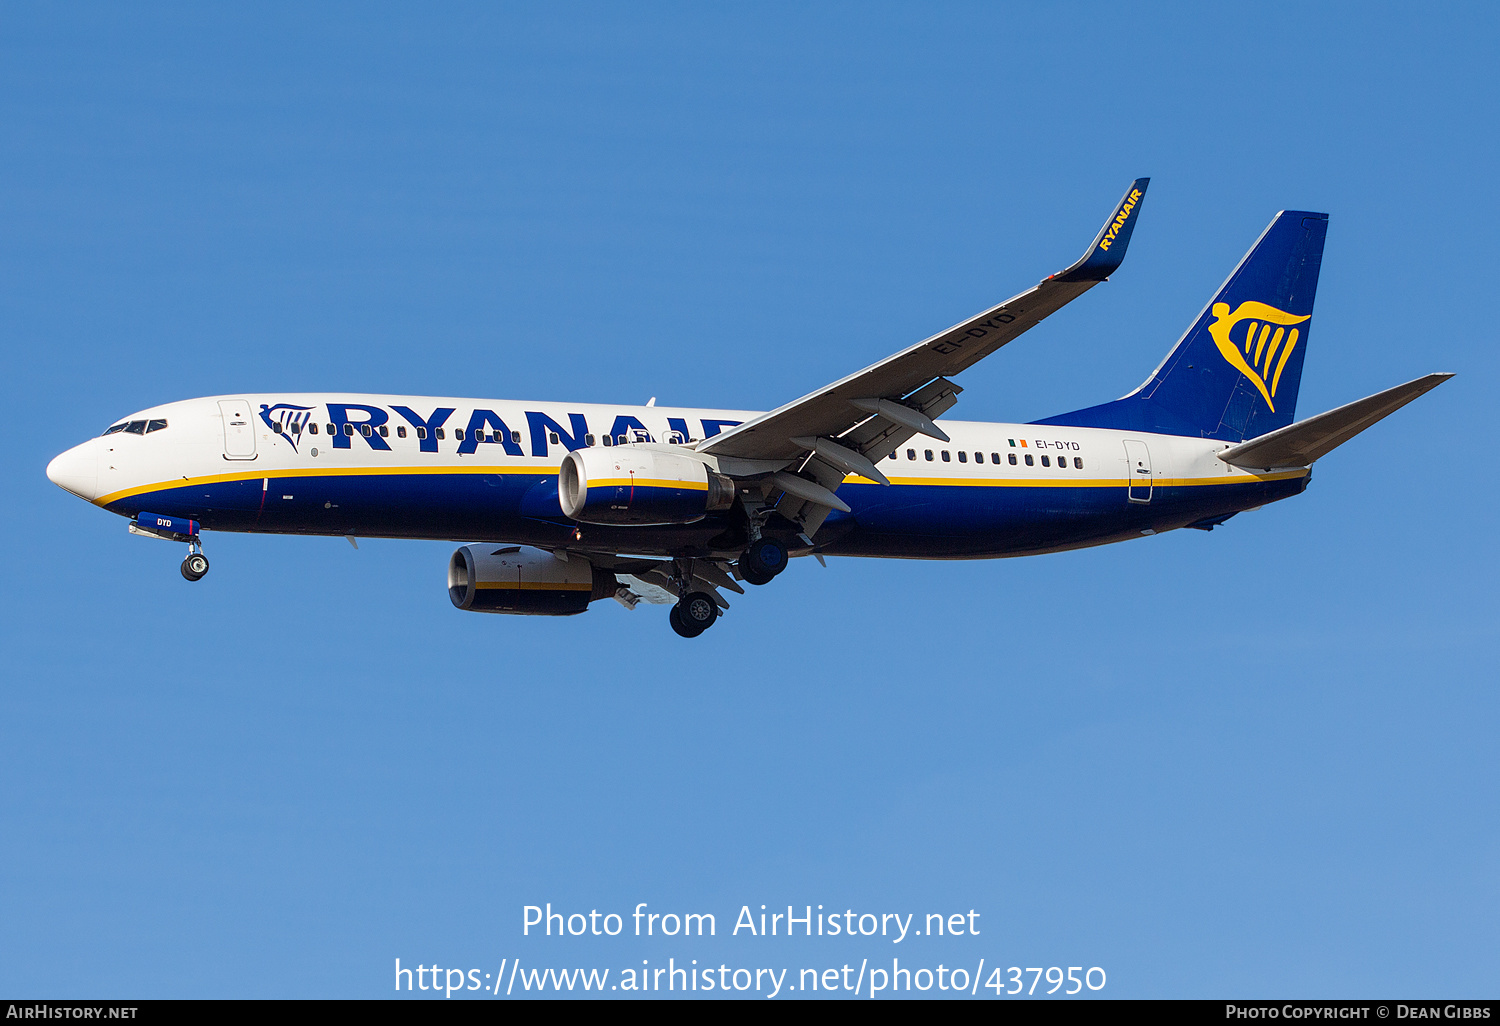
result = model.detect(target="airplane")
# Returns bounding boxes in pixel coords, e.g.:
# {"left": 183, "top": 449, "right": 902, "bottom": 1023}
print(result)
{"left": 45, "top": 179, "right": 1451, "bottom": 637}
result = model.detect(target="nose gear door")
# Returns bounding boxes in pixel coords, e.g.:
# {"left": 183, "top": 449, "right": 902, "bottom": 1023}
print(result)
{"left": 219, "top": 400, "right": 257, "bottom": 460}
{"left": 1123, "top": 438, "right": 1152, "bottom": 503}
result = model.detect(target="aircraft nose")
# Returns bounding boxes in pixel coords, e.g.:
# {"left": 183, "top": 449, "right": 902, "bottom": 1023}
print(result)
{"left": 46, "top": 439, "right": 99, "bottom": 500}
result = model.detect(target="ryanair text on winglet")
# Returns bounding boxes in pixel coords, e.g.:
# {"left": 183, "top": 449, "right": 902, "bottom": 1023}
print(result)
{"left": 1097, "top": 188, "right": 1143, "bottom": 251}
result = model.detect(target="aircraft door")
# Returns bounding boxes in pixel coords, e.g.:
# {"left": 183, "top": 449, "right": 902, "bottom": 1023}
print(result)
{"left": 219, "top": 400, "right": 257, "bottom": 460}
{"left": 1123, "top": 439, "right": 1152, "bottom": 503}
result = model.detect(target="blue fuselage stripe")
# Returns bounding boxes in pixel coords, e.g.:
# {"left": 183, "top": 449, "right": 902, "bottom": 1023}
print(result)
{"left": 105, "top": 470, "right": 1308, "bottom": 558}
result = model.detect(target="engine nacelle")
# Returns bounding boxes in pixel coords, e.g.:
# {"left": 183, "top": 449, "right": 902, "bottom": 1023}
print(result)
{"left": 559, "top": 447, "right": 735, "bottom": 526}
{"left": 448, "top": 545, "right": 616, "bottom": 616}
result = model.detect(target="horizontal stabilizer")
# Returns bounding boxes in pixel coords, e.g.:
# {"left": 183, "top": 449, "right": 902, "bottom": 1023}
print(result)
{"left": 1217, "top": 373, "right": 1452, "bottom": 470}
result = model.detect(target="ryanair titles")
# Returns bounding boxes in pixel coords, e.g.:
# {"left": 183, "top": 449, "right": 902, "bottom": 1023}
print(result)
{"left": 257, "top": 402, "right": 742, "bottom": 457}
{"left": 1097, "top": 188, "right": 1143, "bottom": 252}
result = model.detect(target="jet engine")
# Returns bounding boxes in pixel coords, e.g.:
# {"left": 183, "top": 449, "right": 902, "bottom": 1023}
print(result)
{"left": 559, "top": 447, "right": 735, "bottom": 526}
{"left": 447, "top": 544, "right": 618, "bottom": 616}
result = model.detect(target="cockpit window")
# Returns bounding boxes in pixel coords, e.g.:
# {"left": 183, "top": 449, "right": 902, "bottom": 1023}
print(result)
{"left": 102, "top": 423, "right": 127, "bottom": 436}
{"left": 124, "top": 421, "right": 147, "bottom": 435}
{"left": 145, "top": 419, "right": 168, "bottom": 433}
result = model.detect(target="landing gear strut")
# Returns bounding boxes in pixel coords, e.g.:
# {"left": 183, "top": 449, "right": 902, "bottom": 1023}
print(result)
{"left": 737, "top": 537, "right": 788, "bottom": 586}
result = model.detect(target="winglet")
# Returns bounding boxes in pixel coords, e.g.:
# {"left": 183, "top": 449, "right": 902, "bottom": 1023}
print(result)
{"left": 1051, "top": 177, "right": 1150, "bottom": 283}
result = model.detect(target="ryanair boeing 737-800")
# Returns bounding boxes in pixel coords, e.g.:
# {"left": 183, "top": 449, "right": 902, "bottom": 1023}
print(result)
{"left": 45, "top": 180, "right": 1450, "bottom": 636}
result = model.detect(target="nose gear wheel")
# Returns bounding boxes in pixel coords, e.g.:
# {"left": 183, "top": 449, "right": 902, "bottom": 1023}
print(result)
{"left": 181, "top": 552, "right": 210, "bottom": 581}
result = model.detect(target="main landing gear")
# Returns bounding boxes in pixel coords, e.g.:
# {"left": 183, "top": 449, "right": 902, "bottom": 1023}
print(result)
{"left": 180, "top": 542, "right": 210, "bottom": 582}
{"left": 662, "top": 556, "right": 723, "bottom": 638}
{"left": 737, "top": 537, "right": 788, "bottom": 586}
{"left": 662, "top": 533, "right": 791, "bottom": 637}
{"left": 669, "top": 591, "right": 720, "bottom": 638}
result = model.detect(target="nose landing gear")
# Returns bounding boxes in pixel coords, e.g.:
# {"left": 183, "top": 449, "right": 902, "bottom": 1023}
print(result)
{"left": 181, "top": 552, "right": 210, "bottom": 581}
{"left": 129, "top": 513, "right": 210, "bottom": 582}
{"left": 180, "top": 542, "right": 210, "bottom": 582}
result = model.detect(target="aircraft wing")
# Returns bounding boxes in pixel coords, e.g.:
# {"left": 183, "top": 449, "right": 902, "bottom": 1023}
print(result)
{"left": 697, "top": 178, "right": 1149, "bottom": 535}
{"left": 699, "top": 178, "right": 1149, "bottom": 467}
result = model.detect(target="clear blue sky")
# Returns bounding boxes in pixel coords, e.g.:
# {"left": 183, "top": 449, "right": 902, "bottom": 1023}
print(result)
{"left": 3, "top": 2, "right": 1496, "bottom": 999}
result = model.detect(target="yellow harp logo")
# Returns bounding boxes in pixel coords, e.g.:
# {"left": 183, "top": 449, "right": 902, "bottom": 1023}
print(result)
{"left": 1208, "top": 301, "right": 1311, "bottom": 411}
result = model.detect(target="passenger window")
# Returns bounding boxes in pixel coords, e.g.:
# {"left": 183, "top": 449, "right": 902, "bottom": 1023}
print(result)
{"left": 549, "top": 431, "right": 560, "bottom": 444}
{"left": 585, "top": 434, "right": 595, "bottom": 446}
{"left": 991, "top": 452, "right": 1000, "bottom": 463}
{"left": 125, "top": 421, "right": 147, "bottom": 434}
{"left": 907, "top": 449, "right": 916, "bottom": 460}
{"left": 618, "top": 435, "right": 627, "bottom": 444}
{"left": 291, "top": 422, "right": 301, "bottom": 434}
{"left": 102, "top": 423, "right": 126, "bottom": 435}
{"left": 1008, "top": 453, "right": 1017, "bottom": 465}
{"left": 396, "top": 426, "right": 407, "bottom": 438}
{"left": 1024, "top": 454, "right": 1034, "bottom": 466}
{"left": 1041, "top": 455, "right": 1050, "bottom": 467}
{"left": 361, "top": 424, "right": 372, "bottom": 437}
{"left": 513, "top": 431, "right": 522, "bottom": 444}
{"left": 415, "top": 426, "right": 426, "bottom": 440}
{"left": 435, "top": 428, "right": 446, "bottom": 440}
{"left": 924, "top": 449, "right": 933, "bottom": 461}
{"left": 308, "top": 423, "right": 318, "bottom": 435}
{"left": 379, "top": 425, "right": 388, "bottom": 437}
{"left": 1074, "top": 457, "right": 1083, "bottom": 469}
{"left": 603, "top": 435, "right": 613, "bottom": 446}
{"left": 146, "top": 419, "right": 168, "bottom": 433}
{"left": 957, "top": 451, "right": 967, "bottom": 463}
{"left": 455, "top": 429, "right": 465, "bottom": 441}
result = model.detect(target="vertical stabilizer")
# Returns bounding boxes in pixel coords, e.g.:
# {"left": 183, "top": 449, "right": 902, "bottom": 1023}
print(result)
{"left": 1036, "top": 210, "right": 1328, "bottom": 441}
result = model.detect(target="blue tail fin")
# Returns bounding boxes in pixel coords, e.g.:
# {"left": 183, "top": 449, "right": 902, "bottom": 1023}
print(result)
{"left": 1035, "top": 210, "right": 1328, "bottom": 441}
